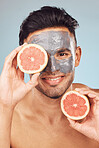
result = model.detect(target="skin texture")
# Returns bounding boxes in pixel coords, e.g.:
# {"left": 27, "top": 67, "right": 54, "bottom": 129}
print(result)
{"left": 0, "top": 27, "right": 99, "bottom": 148}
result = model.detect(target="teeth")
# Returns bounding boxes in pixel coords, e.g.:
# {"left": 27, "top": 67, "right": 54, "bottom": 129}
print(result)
{"left": 46, "top": 77, "right": 61, "bottom": 81}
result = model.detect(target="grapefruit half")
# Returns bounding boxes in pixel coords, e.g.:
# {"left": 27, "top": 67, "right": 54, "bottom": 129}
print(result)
{"left": 61, "top": 91, "right": 90, "bottom": 120}
{"left": 17, "top": 44, "right": 48, "bottom": 74}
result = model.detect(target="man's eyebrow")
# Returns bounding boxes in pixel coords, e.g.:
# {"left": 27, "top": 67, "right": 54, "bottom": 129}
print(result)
{"left": 57, "top": 48, "right": 71, "bottom": 53}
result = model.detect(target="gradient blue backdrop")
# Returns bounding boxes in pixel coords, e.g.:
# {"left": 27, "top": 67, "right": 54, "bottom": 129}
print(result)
{"left": 0, "top": 0, "right": 99, "bottom": 88}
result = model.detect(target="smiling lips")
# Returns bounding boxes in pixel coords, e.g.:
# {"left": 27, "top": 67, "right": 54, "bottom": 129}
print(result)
{"left": 41, "top": 76, "right": 64, "bottom": 86}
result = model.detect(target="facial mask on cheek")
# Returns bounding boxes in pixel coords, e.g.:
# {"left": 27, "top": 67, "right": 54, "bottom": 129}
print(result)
{"left": 41, "top": 54, "right": 74, "bottom": 74}
{"left": 46, "top": 55, "right": 60, "bottom": 72}
{"left": 61, "top": 39, "right": 75, "bottom": 74}
{"left": 58, "top": 56, "right": 74, "bottom": 74}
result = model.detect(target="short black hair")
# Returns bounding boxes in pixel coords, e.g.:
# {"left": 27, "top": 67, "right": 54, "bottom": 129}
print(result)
{"left": 19, "top": 6, "right": 79, "bottom": 45}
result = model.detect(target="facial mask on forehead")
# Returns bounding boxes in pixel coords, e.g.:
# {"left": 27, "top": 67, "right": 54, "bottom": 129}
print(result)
{"left": 28, "top": 30, "right": 75, "bottom": 74}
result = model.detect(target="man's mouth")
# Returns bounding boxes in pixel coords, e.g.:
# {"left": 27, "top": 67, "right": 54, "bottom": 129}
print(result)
{"left": 41, "top": 75, "right": 64, "bottom": 86}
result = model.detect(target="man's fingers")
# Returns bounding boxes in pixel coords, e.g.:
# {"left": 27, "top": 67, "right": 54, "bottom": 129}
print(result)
{"left": 17, "top": 67, "right": 24, "bottom": 80}
{"left": 25, "top": 73, "right": 40, "bottom": 93}
{"left": 75, "top": 88, "right": 98, "bottom": 99}
{"left": 67, "top": 118, "right": 82, "bottom": 131}
{"left": 3, "top": 43, "right": 27, "bottom": 71}
{"left": 3, "top": 46, "right": 22, "bottom": 71}
{"left": 12, "top": 56, "right": 17, "bottom": 68}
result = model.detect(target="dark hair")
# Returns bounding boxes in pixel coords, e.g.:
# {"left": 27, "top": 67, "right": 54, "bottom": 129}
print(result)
{"left": 19, "top": 6, "right": 79, "bottom": 45}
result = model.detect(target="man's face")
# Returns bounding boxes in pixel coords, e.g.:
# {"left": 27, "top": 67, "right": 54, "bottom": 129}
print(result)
{"left": 26, "top": 27, "right": 76, "bottom": 98}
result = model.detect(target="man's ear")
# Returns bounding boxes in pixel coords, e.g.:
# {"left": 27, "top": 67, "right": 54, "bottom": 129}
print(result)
{"left": 75, "top": 46, "right": 82, "bottom": 67}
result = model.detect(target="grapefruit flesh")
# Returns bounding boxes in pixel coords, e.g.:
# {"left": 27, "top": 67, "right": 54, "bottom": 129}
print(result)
{"left": 61, "top": 91, "right": 90, "bottom": 120}
{"left": 17, "top": 44, "right": 48, "bottom": 74}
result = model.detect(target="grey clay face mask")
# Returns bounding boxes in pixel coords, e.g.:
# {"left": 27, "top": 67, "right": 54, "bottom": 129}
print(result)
{"left": 28, "top": 30, "right": 75, "bottom": 74}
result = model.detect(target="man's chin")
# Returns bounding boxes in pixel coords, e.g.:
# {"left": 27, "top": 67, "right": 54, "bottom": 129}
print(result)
{"left": 35, "top": 84, "right": 69, "bottom": 99}
{"left": 42, "top": 92, "right": 63, "bottom": 99}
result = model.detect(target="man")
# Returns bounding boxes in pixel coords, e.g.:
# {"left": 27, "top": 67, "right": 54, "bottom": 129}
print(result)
{"left": 0, "top": 6, "right": 99, "bottom": 148}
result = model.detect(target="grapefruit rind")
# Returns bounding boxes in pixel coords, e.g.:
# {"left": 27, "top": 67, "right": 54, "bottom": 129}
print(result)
{"left": 61, "top": 91, "right": 90, "bottom": 120}
{"left": 17, "top": 44, "right": 48, "bottom": 74}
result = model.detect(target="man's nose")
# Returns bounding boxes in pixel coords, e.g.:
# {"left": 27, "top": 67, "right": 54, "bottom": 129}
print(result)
{"left": 45, "top": 56, "right": 60, "bottom": 72}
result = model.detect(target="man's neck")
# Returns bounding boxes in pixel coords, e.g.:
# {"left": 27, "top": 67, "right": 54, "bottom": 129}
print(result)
{"left": 20, "top": 84, "right": 72, "bottom": 125}
{"left": 31, "top": 88, "right": 63, "bottom": 122}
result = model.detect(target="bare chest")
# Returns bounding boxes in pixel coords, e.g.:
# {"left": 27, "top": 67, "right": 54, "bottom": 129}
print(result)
{"left": 11, "top": 118, "right": 99, "bottom": 148}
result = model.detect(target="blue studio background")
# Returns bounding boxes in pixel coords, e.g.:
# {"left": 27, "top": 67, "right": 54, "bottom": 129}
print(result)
{"left": 0, "top": 0, "right": 99, "bottom": 88}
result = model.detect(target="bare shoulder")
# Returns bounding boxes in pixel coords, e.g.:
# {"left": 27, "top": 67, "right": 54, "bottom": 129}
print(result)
{"left": 73, "top": 83, "right": 99, "bottom": 93}
{"left": 72, "top": 83, "right": 89, "bottom": 89}
{"left": 90, "top": 88, "right": 99, "bottom": 93}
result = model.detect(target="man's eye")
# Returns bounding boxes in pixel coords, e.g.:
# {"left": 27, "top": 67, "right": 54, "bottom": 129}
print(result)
{"left": 55, "top": 51, "right": 71, "bottom": 60}
{"left": 59, "top": 53, "right": 68, "bottom": 56}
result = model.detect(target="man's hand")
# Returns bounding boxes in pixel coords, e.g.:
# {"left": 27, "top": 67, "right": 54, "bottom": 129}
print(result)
{"left": 67, "top": 88, "right": 99, "bottom": 142}
{"left": 0, "top": 44, "right": 40, "bottom": 109}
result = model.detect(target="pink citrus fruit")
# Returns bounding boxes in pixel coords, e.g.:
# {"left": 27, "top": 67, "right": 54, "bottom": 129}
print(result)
{"left": 61, "top": 91, "right": 90, "bottom": 120}
{"left": 17, "top": 44, "right": 48, "bottom": 74}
